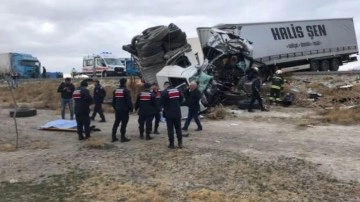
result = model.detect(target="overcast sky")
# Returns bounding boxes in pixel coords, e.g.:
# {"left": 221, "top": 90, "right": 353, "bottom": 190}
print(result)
{"left": 1, "top": 0, "right": 359, "bottom": 73}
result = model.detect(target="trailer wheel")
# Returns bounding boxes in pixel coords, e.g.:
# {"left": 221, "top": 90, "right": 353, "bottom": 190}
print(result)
{"left": 320, "top": 60, "right": 330, "bottom": 71}
{"left": 330, "top": 58, "right": 340, "bottom": 71}
{"left": 310, "top": 60, "right": 319, "bottom": 71}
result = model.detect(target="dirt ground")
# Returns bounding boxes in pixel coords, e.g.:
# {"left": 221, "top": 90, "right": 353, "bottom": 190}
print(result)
{"left": 1, "top": 106, "right": 360, "bottom": 201}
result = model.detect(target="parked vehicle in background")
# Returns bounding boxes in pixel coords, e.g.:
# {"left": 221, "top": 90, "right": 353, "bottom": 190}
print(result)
{"left": 197, "top": 18, "right": 359, "bottom": 74}
{"left": 81, "top": 52, "right": 126, "bottom": 77}
{"left": 0, "top": 52, "right": 41, "bottom": 79}
{"left": 46, "top": 72, "right": 64, "bottom": 78}
{"left": 119, "top": 57, "right": 140, "bottom": 76}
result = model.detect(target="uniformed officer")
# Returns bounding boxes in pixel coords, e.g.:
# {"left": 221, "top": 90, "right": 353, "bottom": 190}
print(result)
{"left": 111, "top": 78, "right": 133, "bottom": 143}
{"left": 91, "top": 79, "right": 106, "bottom": 122}
{"left": 248, "top": 68, "right": 268, "bottom": 112}
{"left": 135, "top": 83, "right": 157, "bottom": 140}
{"left": 151, "top": 82, "right": 161, "bottom": 134}
{"left": 73, "top": 80, "right": 93, "bottom": 140}
{"left": 161, "top": 81, "right": 184, "bottom": 149}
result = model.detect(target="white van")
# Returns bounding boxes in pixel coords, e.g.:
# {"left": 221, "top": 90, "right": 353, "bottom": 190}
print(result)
{"left": 82, "top": 52, "right": 126, "bottom": 77}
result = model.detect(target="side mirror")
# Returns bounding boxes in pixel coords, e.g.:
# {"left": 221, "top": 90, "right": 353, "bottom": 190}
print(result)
{"left": 101, "top": 63, "right": 106, "bottom": 67}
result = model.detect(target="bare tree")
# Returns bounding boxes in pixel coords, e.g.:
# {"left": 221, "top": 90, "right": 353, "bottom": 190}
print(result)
{"left": 3, "top": 74, "right": 19, "bottom": 148}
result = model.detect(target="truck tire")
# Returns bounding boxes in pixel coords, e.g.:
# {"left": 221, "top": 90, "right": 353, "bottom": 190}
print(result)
{"left": 330, "top": 58, "right": 340, "bottom": 71}
{"left": 237, "top": 99, "right": 262, "bottom": 110}
{"left": 140, "top": 51, "right": 165, "bottom": 67}
{"left": 131, "top": 35, "right": 142, "bottom": 47}
{"left": 122, "top": 44, "right": 137, "bottom": 56}
{"left": 142, "top": 25, "right": 163, "bottom": 36}
{"left": 310, "top": 60, "right": 319, "bottom": 71}
{"left": 320, "top": 60, "right": 330, "bottom": 71}
{"left": 166, "top": 40, "right": 187, "bottom": 51}
{"left": 144, "top": 26, "right": 169, "bottom": 42}
{"left": 9, "top": 108, "right": 37, "bottom": 118}
{"left": 102, "top": 71, "right": 108, "bottom": 77}
{"left": 166, "top": 23, "right": 184, "bottom": 42}
{"left": 140, "top": 42, "right": 164, "bottom": 57}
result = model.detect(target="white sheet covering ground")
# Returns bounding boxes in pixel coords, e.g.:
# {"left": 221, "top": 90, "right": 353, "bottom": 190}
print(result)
{"left": 40, "top": 119, "right": 77, "bottom": 129}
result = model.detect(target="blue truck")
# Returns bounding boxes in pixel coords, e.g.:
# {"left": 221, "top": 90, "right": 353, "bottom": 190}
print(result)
{"left": 0, "top": 52, "right": 41, "bottom": 79}
{"left": 120, "top": 57, "right": 140, "bottom": 76}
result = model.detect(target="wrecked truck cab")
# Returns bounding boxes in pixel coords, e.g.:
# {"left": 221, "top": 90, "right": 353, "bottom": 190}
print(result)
{"left": 123, "top": 23, "right": 256, "bottom": 108}
{"left": 195, "top": 27, "right": 260, "bottom": 105}
{"left": 156, "top": 51, "right": 210, "bottom": 112}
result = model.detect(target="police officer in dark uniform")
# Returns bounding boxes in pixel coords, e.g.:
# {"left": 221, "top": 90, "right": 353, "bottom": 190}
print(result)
{"left": 161, "top": 81, "right": 184, "bottom": 149}
{"left": 111, "top": 78, "right": 133, "bottom": 143}
{"left": 247, "top": 67, "right": 268, "bottom": 112}
{"left": 135, "top": 83, "right": 156, "bottom": 140}
{"left": 73, "top": 80, "right": 93, "bottom": 140}
{"left": 151, "top": 82, "right": 161, "bottom": 134}
{"left": 91, "top": 80, "right": 106, "bottom": 122}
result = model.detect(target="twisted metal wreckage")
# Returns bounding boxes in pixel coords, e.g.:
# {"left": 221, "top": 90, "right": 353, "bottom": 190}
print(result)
{"left": 122, "top": 23, "right": 266, "bottom": 108}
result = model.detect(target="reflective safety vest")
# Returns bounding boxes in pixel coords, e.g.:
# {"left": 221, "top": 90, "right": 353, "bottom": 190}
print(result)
{"left": 271, "top": 76, "right": 284, "bottom": 90}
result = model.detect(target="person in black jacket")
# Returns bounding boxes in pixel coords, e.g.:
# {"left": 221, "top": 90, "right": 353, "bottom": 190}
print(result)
{"left": 161, "top": 81, "right": 184, "bottom": 149}
{"left": 91, "top": 80, "right": 106, "bottom": 122}
{"left": 73, "top": 80, "right": 93, "bottom": 140}
{"left": 42, "top": 66, "right": 47, "bottom": 78}
{"left": 182, "top": 81, "right": 202, "bottom": 131}
{"left": 111, "top": 78, "right": 133, "bottom": 143}
{"left": 57, "top": 78, "right": 75, "bottom": 120}
{"left": 135, "top": 83, "right": 157, "bottom": 140}
{"left": 247, "top": 68, "right": 268, "bottom": 112}
{"left": 151, "top": 82, "right": 161, "bottom": 134}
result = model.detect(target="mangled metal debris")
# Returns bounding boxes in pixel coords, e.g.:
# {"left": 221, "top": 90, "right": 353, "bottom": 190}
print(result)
{"left": 123, "top": 23, "right": 263, "bottom": 107}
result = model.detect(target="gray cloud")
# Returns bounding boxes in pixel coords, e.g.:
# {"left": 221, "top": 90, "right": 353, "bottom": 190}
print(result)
{"left": 0, "top": 0, "right": 359, "bottom": 73}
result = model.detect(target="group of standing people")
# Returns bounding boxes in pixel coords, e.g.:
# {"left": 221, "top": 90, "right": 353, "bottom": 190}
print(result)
{"left": 57, "top": 77, "right": 203, "bottom": 149}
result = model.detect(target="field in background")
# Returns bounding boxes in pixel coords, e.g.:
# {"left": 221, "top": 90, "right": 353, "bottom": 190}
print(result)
{"left": 1, "top": 74, "right": 360, "bottom": 125}
{"left": 0, "top": 78, "right": 144, "bottom": 113}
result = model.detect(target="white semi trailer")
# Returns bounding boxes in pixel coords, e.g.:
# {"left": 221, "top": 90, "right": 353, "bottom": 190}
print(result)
{"left": 197, "top": 18, "right": 358, "bottom": 73}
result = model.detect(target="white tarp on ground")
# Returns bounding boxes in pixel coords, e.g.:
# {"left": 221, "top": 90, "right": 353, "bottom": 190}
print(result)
{"left": 40, "top": 119, "right": 77, "bottom": 129}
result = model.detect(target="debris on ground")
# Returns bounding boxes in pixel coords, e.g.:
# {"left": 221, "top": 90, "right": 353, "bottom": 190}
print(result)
{"left": 318, "top": 105, "right": 360, "bottom": 125}
{"left": 206, "top": 106, "right": 226, "bottom": 120}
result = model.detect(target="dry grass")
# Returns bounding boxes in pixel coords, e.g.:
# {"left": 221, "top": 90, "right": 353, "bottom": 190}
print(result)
{"left": 77, "top": 175, "right": 169, "bottom": 202}
{"left": 0, "top": 79, "right": 144, "bottom": 113}
{"left": 84, "top": 138, "right": 114, "bottom": 150}
{"left": 28, "top": 140, "right": 50, "bottom": 150}
{"left": 288, "top": 82, "right": 360, "bottom": 109}
{"left": 318, "top": 106, "right": 360, "bottom": 125}
{"left": 0, "top": 143, "right": 16, "bottom": 152}
{"left": 207, "top": 105, "right": 226, "bottom": 120}
{"left": 292, "top": 92, "right": 314, "bottom": 108}
{"left": 187, "top": 188, "right": 233, "bottom": 202}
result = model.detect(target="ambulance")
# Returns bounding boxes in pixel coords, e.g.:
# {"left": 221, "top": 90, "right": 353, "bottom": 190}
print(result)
{"left": 82, "top": 52, "right": 126, "bottom": 77}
